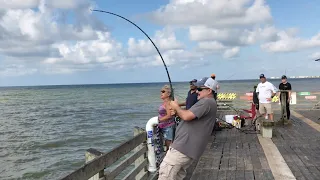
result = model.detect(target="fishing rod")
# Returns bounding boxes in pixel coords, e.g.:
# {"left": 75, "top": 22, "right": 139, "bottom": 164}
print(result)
{"left": 91, "top": 9, "right": 174, "bottom": 100}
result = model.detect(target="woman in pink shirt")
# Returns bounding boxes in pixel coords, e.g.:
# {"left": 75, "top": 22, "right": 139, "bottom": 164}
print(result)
{"left": 158, "top": 85, "right": 175, "bottom": 150}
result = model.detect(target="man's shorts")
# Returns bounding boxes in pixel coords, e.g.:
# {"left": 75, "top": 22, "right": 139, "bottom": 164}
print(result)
{"left": 158, "top": 147, "right": 193, "bottom": 180}
{"left": 160, "top": 126, "right": 174, "bottom": 141}
{"left": 259, "top": 103, "right": 273, "bottom": 114}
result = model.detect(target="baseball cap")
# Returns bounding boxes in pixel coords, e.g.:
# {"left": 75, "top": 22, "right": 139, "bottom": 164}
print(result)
{"left": 195, "top": 77, "right": 215, "bottom": 90}
{"left": 189, "top": 79, "right": 197, "bottom": 83}
{"left": 211, "top": 73, "right": 216, "bottom": 78}
{"left": 189, "top": 79, "right": 197, "bottom": 85}
{"left": 259, "top": 74, "right": 266, "bottom": 78}
{"left": 281, "top": 75, "right": 287, "bottom": 79}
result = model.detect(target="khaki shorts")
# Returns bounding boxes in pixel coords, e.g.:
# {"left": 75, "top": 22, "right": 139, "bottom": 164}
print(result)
{"left": 259, "top": 103, "right": 273, "bottom": 114}
{"left": 158, "top": 147, "right": 193, "bottom": 180}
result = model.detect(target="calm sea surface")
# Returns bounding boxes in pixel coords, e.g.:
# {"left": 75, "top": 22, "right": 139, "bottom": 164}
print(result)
{"left": 0, "top": 78, "right": 319, "bottom": 180}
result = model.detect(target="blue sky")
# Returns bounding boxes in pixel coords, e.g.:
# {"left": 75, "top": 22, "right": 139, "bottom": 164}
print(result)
{"left": 0, "top": 0, "right": 319, "bottom": 86}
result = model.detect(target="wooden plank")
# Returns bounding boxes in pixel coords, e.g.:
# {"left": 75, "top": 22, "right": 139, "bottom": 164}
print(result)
{"left": 139, "top": 171, "right": 149, "bottom": 180}
{"left": 147, "top": 172, "right": 158, "bottom": 180}
{"left": 217, "top": 170, "right": 227, "bottom": 180}
{"left": 226, "top": 170, "right": 236, "bottom": 180}
{"left": 133, "top": 127, "right": 147, "bottom": 180}
{"left": 235, "top": 170, "right": 245, "bottom": 180}
{"left": 291, "top": 110, "right": 320, "bottom": 132}
{"left": 105, "top": 146, "right": 147, "bottom": 180}
{"left": 253, "top": 170, "right": 266, "bottom": 180}
{"left": 263, "top": 170, "right": 275, "bottom": 180}
{"left": 60, "top": 132, "right": 146, "bottom": 180}
{"left": 257, "top": 135, "right": 296, "bottom": 180}
{"left": 244, "top": 170, "right": 254, "bottom": 179}
{"left": 228, "top": 158, "right": 236, "bottom": 170}
{"left": 122, "top": 159, "right": 148, "bottom": 180}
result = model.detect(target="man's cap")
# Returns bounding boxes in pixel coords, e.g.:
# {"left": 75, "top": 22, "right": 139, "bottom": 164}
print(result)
{"left": 281, "top": 75, "right": 287, "bottom": 79}
{"left": 189, "top": 79, "right": 197, "bottom": 85}
{"left": 211, "top": 73, "right": 216, "bottom": 78}
{"left": 195, "top": 77, "right": 215, "bottom": 90}
{"left": 259, "top": 74, "right": 266, "bottom": 78}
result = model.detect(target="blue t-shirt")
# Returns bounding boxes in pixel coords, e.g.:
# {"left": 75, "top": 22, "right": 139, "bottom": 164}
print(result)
{"left": 186, "top": 90, "right": 198, "bottom": 110}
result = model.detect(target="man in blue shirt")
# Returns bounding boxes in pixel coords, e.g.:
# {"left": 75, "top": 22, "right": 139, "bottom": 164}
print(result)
{"left": 179, "top": 79, "right": 198, "bottom": 109}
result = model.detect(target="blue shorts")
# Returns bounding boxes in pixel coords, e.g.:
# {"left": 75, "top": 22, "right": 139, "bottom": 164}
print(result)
{"left": 160, "top": 126, "right": 174, "bottom": 141}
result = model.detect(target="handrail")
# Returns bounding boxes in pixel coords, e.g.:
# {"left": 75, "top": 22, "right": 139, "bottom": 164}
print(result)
{"left": 60, "top": 127, "right": 147, "bottom": 180}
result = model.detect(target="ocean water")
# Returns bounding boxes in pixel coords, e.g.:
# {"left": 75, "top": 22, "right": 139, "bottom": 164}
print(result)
{"left": 0, "top": 78, "right": 319, "bottom": 180}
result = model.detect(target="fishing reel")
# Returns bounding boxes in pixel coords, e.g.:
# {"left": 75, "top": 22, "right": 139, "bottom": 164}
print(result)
{"left": 174, "top": 116, "right": 181, "bottom": 126}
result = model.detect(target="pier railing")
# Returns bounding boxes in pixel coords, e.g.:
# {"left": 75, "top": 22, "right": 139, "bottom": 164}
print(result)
{"left": 216, "top": 91, "right": 320, "bottom": 111}
{"left": 60, "top": 127, "right": 158, "bottom": 180}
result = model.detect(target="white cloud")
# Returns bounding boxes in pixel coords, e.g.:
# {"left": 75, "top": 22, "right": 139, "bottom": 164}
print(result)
{"left": 0, "top": 0, "right": 196, "bottom": 77}
{"left": 127, "top": 28, "right": 184, "bottom": 57}
{"left": 0, "top": 0, "right": 126, "bottom": 76}
{"left": 0, "top": 64, "right": 38, "bottom": 76}
{"left": 189, "top": 26, "right": 278, "bottom": 46}
{"left": 223, "top": 47, "right": 240, "bottom": 58}
{"left": 151, "top": 0, "right": 272, "bottom": 28}
{"left": 261, "top": 31, "right": 320, "bottom": 52}
{"left": 0, "top": 0, "right": 40, "bottom": 9}
{"left": 42, "top": 31, "right": 121, "bottom": 65}
{"left": 148, "top": 0, "right": 320, "bottom": 59}
{"left": 1, "top": 0, "right": 319, "bottom": 78}
{"left": 197, "top": 41, "right": 226, "bottom": 51}
{"left": 0, "top": 0, "right": 92, "bottom": 9}
{"left": 309, "top": 52, "right": 320, "bottom": 60}
{"left": 147, "top": 0, "right": 277, "bottom": 58}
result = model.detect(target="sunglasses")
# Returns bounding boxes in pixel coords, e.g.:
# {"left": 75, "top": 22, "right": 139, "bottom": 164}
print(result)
{"left": 197, "top": 87, "right": 210, "bottom": 91}
{"left": 161, "top": 90, "right": 166, "bottom": 93}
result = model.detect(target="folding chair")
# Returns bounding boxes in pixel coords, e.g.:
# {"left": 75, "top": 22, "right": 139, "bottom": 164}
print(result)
{"left": 240, "top": 102, "right": 256, "bottom": 120}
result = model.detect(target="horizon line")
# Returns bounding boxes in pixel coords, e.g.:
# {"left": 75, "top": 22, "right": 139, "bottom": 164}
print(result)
{"left": 0, "top": 77, "right": 319, "bottom": 88}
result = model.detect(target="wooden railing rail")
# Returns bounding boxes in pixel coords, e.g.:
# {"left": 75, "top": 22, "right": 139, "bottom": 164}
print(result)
{"left": 60, "top": 127, "right": 149, "bottom": 180}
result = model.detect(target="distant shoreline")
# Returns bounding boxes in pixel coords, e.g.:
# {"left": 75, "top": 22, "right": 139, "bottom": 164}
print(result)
{"left": 0, "top": 77, "right": 319, "bottom": 88}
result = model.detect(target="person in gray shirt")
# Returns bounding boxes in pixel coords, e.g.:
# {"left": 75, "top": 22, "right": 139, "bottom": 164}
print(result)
{"left": 158, "top": 77, "right": 217, "bottom": 180}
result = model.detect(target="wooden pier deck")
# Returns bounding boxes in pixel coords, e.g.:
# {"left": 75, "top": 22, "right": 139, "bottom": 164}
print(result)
{"left": 60, "top": 109, "right": 319, "bottom": 180}
{"left": 189, "top": 110, "right": 320, "bottom": 180}
{"left": 190, "top": 110, "right": 274, "bottom": 180}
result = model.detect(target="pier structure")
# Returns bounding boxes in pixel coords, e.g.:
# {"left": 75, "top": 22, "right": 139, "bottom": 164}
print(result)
{"left": 61, "top": 91, "right": 320, "bottom": 180}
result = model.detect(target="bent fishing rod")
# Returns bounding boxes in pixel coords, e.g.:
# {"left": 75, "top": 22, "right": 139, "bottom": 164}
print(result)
{"left": 92, "top": 10, "right": 179, "bottom": 147}
{"left": 91, "top": 9, "right": 174, "bottom": 100}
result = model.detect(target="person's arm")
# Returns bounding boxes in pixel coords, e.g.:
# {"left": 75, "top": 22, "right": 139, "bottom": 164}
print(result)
{"left": 170, "top": 99, "right": 208, "bottom": 121}
{"left": 216, "top": 83, "right": 220, "bottom": 90}
{"left": 277, "top": 84, "right": 281, "bottom": 97}
{"left": 174, "top": 107, "right": 196, "bottom": 121}
{"left": 288, "top": 83, "right": 292, "bottom": 100}
{"left": 179, "top": 101, "right": 186, "bottom": 107}
{"left": 159, "top": 102, "right": 173, "bottom": 122}
{"left": 271, "top": 83, "right": 277, "bottom": 97}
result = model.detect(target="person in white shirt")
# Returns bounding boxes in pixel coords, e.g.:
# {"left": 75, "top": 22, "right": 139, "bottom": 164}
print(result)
{"left": 256, "top": 74, "right": 276, "bottom": 121}
{"left": 210, "top": 74, "right": 220, "bottom": 100}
